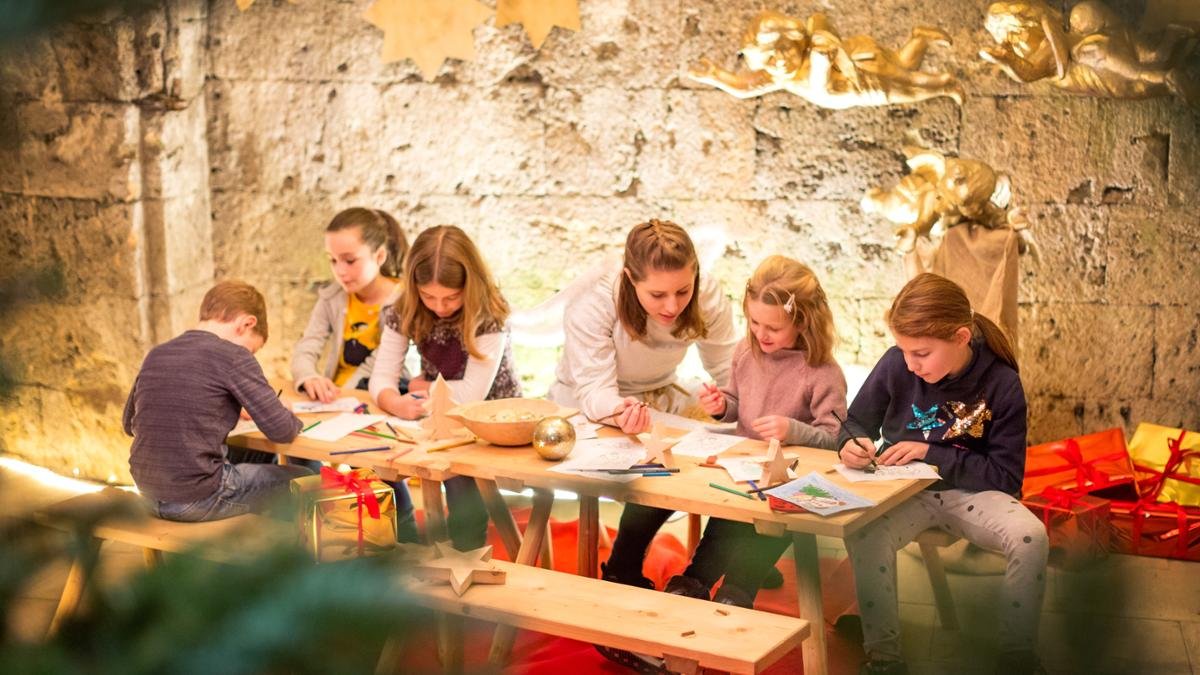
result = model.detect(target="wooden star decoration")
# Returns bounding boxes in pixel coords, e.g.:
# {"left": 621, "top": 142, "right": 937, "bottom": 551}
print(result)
{"left": 760, "top": 438, "right": 789, "bottom": 487}
{"left": 496, "top": 0, "right": 581, "bottom": 49}
{"left": 363, "top": 0, "right": 493, "bottom": 81}
{"left": 411, "top": 542, "right": 506, "bottom": 595}
{"left": 421, "top": 374, "right": 462, "bottom": 441}
{"left": 637, "top": 423, "right": 682, "bottom": 468}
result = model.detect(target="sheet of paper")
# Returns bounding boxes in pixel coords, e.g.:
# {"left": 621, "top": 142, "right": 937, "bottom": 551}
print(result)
{"left": 765, "top": 473, "right": 876, "bottom": 516}
{"left": 717, "top": 455, "right": 798, "bottom": 483}
{"left": 670, "top": 429, "right": 747, "bottom": 458}
{"left": 567, "top": 414, "right": 601, "bottom": 440}
{"left": 302, "top": 413, "right": 386, "bottom": 442}
{"left": 833, "top": 461, "right": 940, "bottom": 482}
{"left": 549, "top": 437, "right": 646, "bottom": 483}
{"left": 292, "top": 397, "right": 361, "bottom": 414}
{"left": 227, "top": 419, "right": 259, "bottom": 437}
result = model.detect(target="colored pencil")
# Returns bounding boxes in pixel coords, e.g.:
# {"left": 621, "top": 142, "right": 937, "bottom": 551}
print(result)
{"left": 832, "top": 410, "right": 878, "bottom": 473}
{"left": 330, "top": 445, "right": 391, "bottom": 456}
{"left": 302, "top": 420, "right": 322, "bottom": 432}
{"left": 708, "top": 482, "right": 755, "bottom": 500}
{"left": 746, "top": 479, "right": 768, "bottom": 501}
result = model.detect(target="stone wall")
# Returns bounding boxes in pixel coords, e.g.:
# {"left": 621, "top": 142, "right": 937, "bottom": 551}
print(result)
{"left": 1, "top": 0, "right": 1198, "bottom": 481}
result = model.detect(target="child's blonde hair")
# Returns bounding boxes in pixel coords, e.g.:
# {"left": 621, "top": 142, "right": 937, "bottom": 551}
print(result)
{"left": 617, "top": 219, "right": 708, "bottom": 341}
{"left": 199, "top": 280, "right": 269, "bottom": 341}
{"left": 887, "top": 273, "right": 1018, "bottom": 372}
{"left": 326, "top": 207, "right": 409, "bottom": 278}
{"left": 396, "top": 225, "right": 509, "bottom": 359}
{"left": 743, "top": 255, "right": 835, "bottom": 366}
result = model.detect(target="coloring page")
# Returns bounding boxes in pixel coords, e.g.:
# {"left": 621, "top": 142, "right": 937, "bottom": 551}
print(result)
{"left": 834, "top": 461, "right": 940, "bottom": 482}
{"left": 670, "top": 429, "right": 748, "bottom": 457}
{"left": 765, "top": 472, "right": 876, "bottom": 515}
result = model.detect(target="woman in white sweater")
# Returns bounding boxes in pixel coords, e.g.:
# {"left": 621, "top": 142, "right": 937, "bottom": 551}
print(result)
{"left": 550, "top": 220, "right": 739, "bottom": 619}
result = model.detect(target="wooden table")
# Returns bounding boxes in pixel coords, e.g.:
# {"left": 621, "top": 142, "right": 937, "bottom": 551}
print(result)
{"left": 230, "top": 391, "right": 935, "bottom": 675}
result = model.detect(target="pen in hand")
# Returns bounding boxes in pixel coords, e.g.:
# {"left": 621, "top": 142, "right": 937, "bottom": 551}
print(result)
{"left": 831, "top": 410, "right": 878, "bottom": 473}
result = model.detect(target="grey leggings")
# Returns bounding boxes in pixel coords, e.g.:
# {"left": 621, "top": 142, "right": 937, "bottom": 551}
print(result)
{"left": 845, "top": 489, "right": 1049, "bottom": 659}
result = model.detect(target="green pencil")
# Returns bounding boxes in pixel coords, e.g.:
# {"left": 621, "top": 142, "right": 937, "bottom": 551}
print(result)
{"left": 708, "top": 482, "right": 755, "bottom": 500}
{"left": 302, "top": 420, "right": 322, "bottom": 432}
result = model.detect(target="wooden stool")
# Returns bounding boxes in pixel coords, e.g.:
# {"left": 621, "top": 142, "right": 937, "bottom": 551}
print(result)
{"left": 914, "top": 528, "right": 960, "bottom": 630}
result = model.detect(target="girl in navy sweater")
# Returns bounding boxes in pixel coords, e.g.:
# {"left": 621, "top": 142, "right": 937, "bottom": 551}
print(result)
{"left": 842, "top": 274, "right": 1046, "bottom": 675}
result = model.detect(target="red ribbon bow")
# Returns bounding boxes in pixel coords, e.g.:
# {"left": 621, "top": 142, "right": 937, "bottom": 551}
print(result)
{"left": 1034, "top": 486, "right": 1089, "bottom": 528}
{"left": 319, "top": 467, "right": 382, "bottom": 556}
{"left": 1023, "top": 439, "right": 1128, "bottom": 492}
{"left": 1133, "top": 430, "right": 1200, "bottom": 500}
{"left": 1112, "top": 497, "right": 1196, "bottom": 559}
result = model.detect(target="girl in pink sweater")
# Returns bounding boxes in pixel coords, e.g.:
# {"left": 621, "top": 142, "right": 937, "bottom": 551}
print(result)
{"left": 683, "top": 255, "right": 848, "bottom": 607}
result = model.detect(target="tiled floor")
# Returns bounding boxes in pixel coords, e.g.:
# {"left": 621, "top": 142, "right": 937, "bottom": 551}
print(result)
{"left": 3, "top": 462, "right": 1197, "bottom": 674}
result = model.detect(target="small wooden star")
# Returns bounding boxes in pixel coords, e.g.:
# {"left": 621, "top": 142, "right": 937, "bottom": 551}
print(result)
{"left": 363, "top": 0, "right": 493, "bottom": 80}
{"left": 942, "top": 399, "right": 993, "bottom": 440}
{"left": 496, "top": 0, "right": 581, "bottom": 49}
{"left": 411, "top": 542, "right": 506, "bottom": 595}
{"left": 760, "top": 438, "right": 789, "bottom": 486}
{"left": 637, "top": 423, "right": 682, "bottom": 468}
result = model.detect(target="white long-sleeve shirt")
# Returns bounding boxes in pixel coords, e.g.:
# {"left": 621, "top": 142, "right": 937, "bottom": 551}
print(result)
{"left": 549, "top": 264, "right": 737, "bottom": 421}
{"left": 368, "top": 323, "right": 508, "bottom": 406}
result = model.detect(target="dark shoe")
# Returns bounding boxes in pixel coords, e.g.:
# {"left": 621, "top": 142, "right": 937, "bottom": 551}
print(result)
{"left": 600, "top": 562, "right": 655, "bottom": 590}
{"left": 761, "top": 564, "right": 784, "bottom": 589}
{"left": 834, "top": 613, "right": 864, "bottom": 643}
{"left": 664, "top": 574, "right": 710, "bottom": 600}
{"left": 594, "top": 645, "right": 669, "bottom": 674}
{"left": 860, "top": 659, "right": 908, "bottom": 675}
{"left": 712, "top": 582, "right": 755, "bottom": 609}
{"left": 995, "top": 651, "right": 1046, "bottom": 675}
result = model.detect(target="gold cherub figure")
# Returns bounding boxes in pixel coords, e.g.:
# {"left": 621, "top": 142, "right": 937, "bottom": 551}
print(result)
{"left": 981, "top": 1, "right": 1199, "bottom": 105}
{"left": 689, "top": 10, "right": 964, "bottom": 109}
{"left": 861, "top": 144, "right": 1039, "bottom": 265}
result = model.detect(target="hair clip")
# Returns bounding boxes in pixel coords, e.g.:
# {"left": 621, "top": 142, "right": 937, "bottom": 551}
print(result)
{"left": 783, "top": 292, "right": 796, "bottom": 315}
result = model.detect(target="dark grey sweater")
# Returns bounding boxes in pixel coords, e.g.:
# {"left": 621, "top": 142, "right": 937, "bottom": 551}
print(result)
{"left": 123, "top": 330, "right": 302, "bottom": 502}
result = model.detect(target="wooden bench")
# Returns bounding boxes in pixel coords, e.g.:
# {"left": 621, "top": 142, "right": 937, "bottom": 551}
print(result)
{"left": 914, "top": 528, "right": 960, "bottom": 630}
{"left": 37, "top": 489, "right": 809, "bottom": 674}
{"left": 399, "top": 558, "right": 810, "bottom": 674}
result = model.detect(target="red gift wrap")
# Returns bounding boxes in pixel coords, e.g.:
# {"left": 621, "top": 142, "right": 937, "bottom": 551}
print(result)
{"left": 1108, "top": 498, "right": 1200, "bottom": 562}
{"left": 1021, "top": 487, "right": 1111, "bottom": 569}
{"left": 1022, "top": 428, "right": 1136, "bottom": 498}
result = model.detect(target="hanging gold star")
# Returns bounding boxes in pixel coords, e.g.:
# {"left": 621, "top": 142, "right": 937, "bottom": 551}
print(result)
{"left": 943, "top": 399, "right": 993, "bottom": 440}
{"left": 363, "top": 0, "right": 493, "bottom": 80}
{"left": 496, "top": 0, "right": 581, "bottom": 49}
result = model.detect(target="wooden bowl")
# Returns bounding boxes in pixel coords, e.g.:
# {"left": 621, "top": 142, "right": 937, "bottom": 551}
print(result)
{"left": 446, "top": 398, "right": 578, "bottom": 447}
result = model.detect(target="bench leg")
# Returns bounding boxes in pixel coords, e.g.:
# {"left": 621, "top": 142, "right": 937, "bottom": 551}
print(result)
{"left": 792, "top": 533, "right": 828, "bottom": 675}
{"left": 143, "top": 547, "right": 164, "bottom": 568}
{"left": 918, "top": 541, "right": 959, "bottom": 630}
{"left": 540, "top": 520, "right": 554, "bottom": 570}
{"left": 437, "top": 613, "right": 465, "bottom": 673}
{"left": 374, "top": 634, "right": 407, "bottom": 675}
{"left": 46, "top": 536, "right": 102, "bottom": 637}
{"left": 475, "top": 478, "right": 522, "bottom": 561}
{"left": 686, "top": 514, "right": 701, "bottom": 556}
{"left": 489, "top": 488, "right": 554, "bottom": 666}
{"left": 577, "top": 495, "right": 599, "bottom": 578}
{"left": 663, "top": 654, "right": 700, "bottom": 674}
{"left": 420, "top": 479, "right": 449, "bottom": 544}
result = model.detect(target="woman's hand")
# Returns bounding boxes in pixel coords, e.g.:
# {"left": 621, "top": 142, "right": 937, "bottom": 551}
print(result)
{"left": 877, "top": 441, "right": 929, "bottom": 466}
{"left": 751, "top": 415, "right": 790, "bottom": 441}
{"left": 614, "top": 397, "right": 651, "bottom": 435}
{"left": 838, "top": 438, "right": 875, "bottom": 469}
{"left": 379, "top": 390, "right": 427, "bottom": 420}
{"left": 698, "top": 383, "right": 726, "bottom": 417}
{"left": 300, "top": 376, "right": 340, "bottom": 403}
{"left": 407, "top": 376, "right": 430, "bottom": 394}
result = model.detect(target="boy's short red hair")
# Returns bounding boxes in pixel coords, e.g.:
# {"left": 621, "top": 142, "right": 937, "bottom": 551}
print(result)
{"left": 199, "top": 280, "right": 269, "bottom": 341}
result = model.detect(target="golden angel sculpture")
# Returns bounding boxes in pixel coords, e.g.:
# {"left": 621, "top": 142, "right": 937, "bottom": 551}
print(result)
{"left": 981, "top": 1, "right": 1199, "bottom": 105}
{"left": 688, "top": 10, "right": 964, "bottom": 109}
{"left": 861, "top": 145, "right": 1039, "bottom": 273}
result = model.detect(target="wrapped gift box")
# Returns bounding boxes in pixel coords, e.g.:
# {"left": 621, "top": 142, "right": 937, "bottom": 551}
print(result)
{"left": 1022, "top": 428, "right": 1135, "bottom": 498}
{"left": 1128, "top": 423, "right": 1200, "bottom": 507}
{"left": 1109, "top": 498, "right": 1200, "bottom": 562}
{"left": 291, "top": 467, "right": 397, "bottom": 563}
{"left": 1021, "top": 488, "right": 1111, "bottom": 569}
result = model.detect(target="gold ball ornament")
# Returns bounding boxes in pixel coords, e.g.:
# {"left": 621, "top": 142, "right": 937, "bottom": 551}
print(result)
{"left": 532, "top": 416, "right": 576, "bottom": 460}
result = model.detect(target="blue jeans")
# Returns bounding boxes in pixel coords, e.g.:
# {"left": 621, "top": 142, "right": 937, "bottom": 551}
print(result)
{"left": 152, "top": 461, "right": 312, "bottom": 522}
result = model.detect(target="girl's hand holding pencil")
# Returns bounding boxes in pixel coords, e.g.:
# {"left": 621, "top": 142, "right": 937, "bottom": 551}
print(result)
{"left": 698, "top": 382, "right": 725, "bottom": 416}
{"left": 594, "top": 398, "right": 652, "bottom": 435}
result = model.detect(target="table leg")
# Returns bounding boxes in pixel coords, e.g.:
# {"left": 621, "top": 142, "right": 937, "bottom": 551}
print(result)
{"left": 475, "top": 478, "right": 522, "bottom": 561}
{"left": 420, "top": 479, "right": 448, "bottom": 544}
{"left": 437, "top": 613, "right": 464, "bottom": 673}
{"left": 489, "top": 489, "right": 554, "bottom": 665}
{"left": 577, "top": 495, "right": 600, "bottom": 578}
{"left": 792, "top": 532, "right": 828, "bottom": 675}
{"left": 687, "top": 513, "right": 701, "bottom": 556}
{"left": 539, "top": 521, "right": 554, "bottom": 570}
